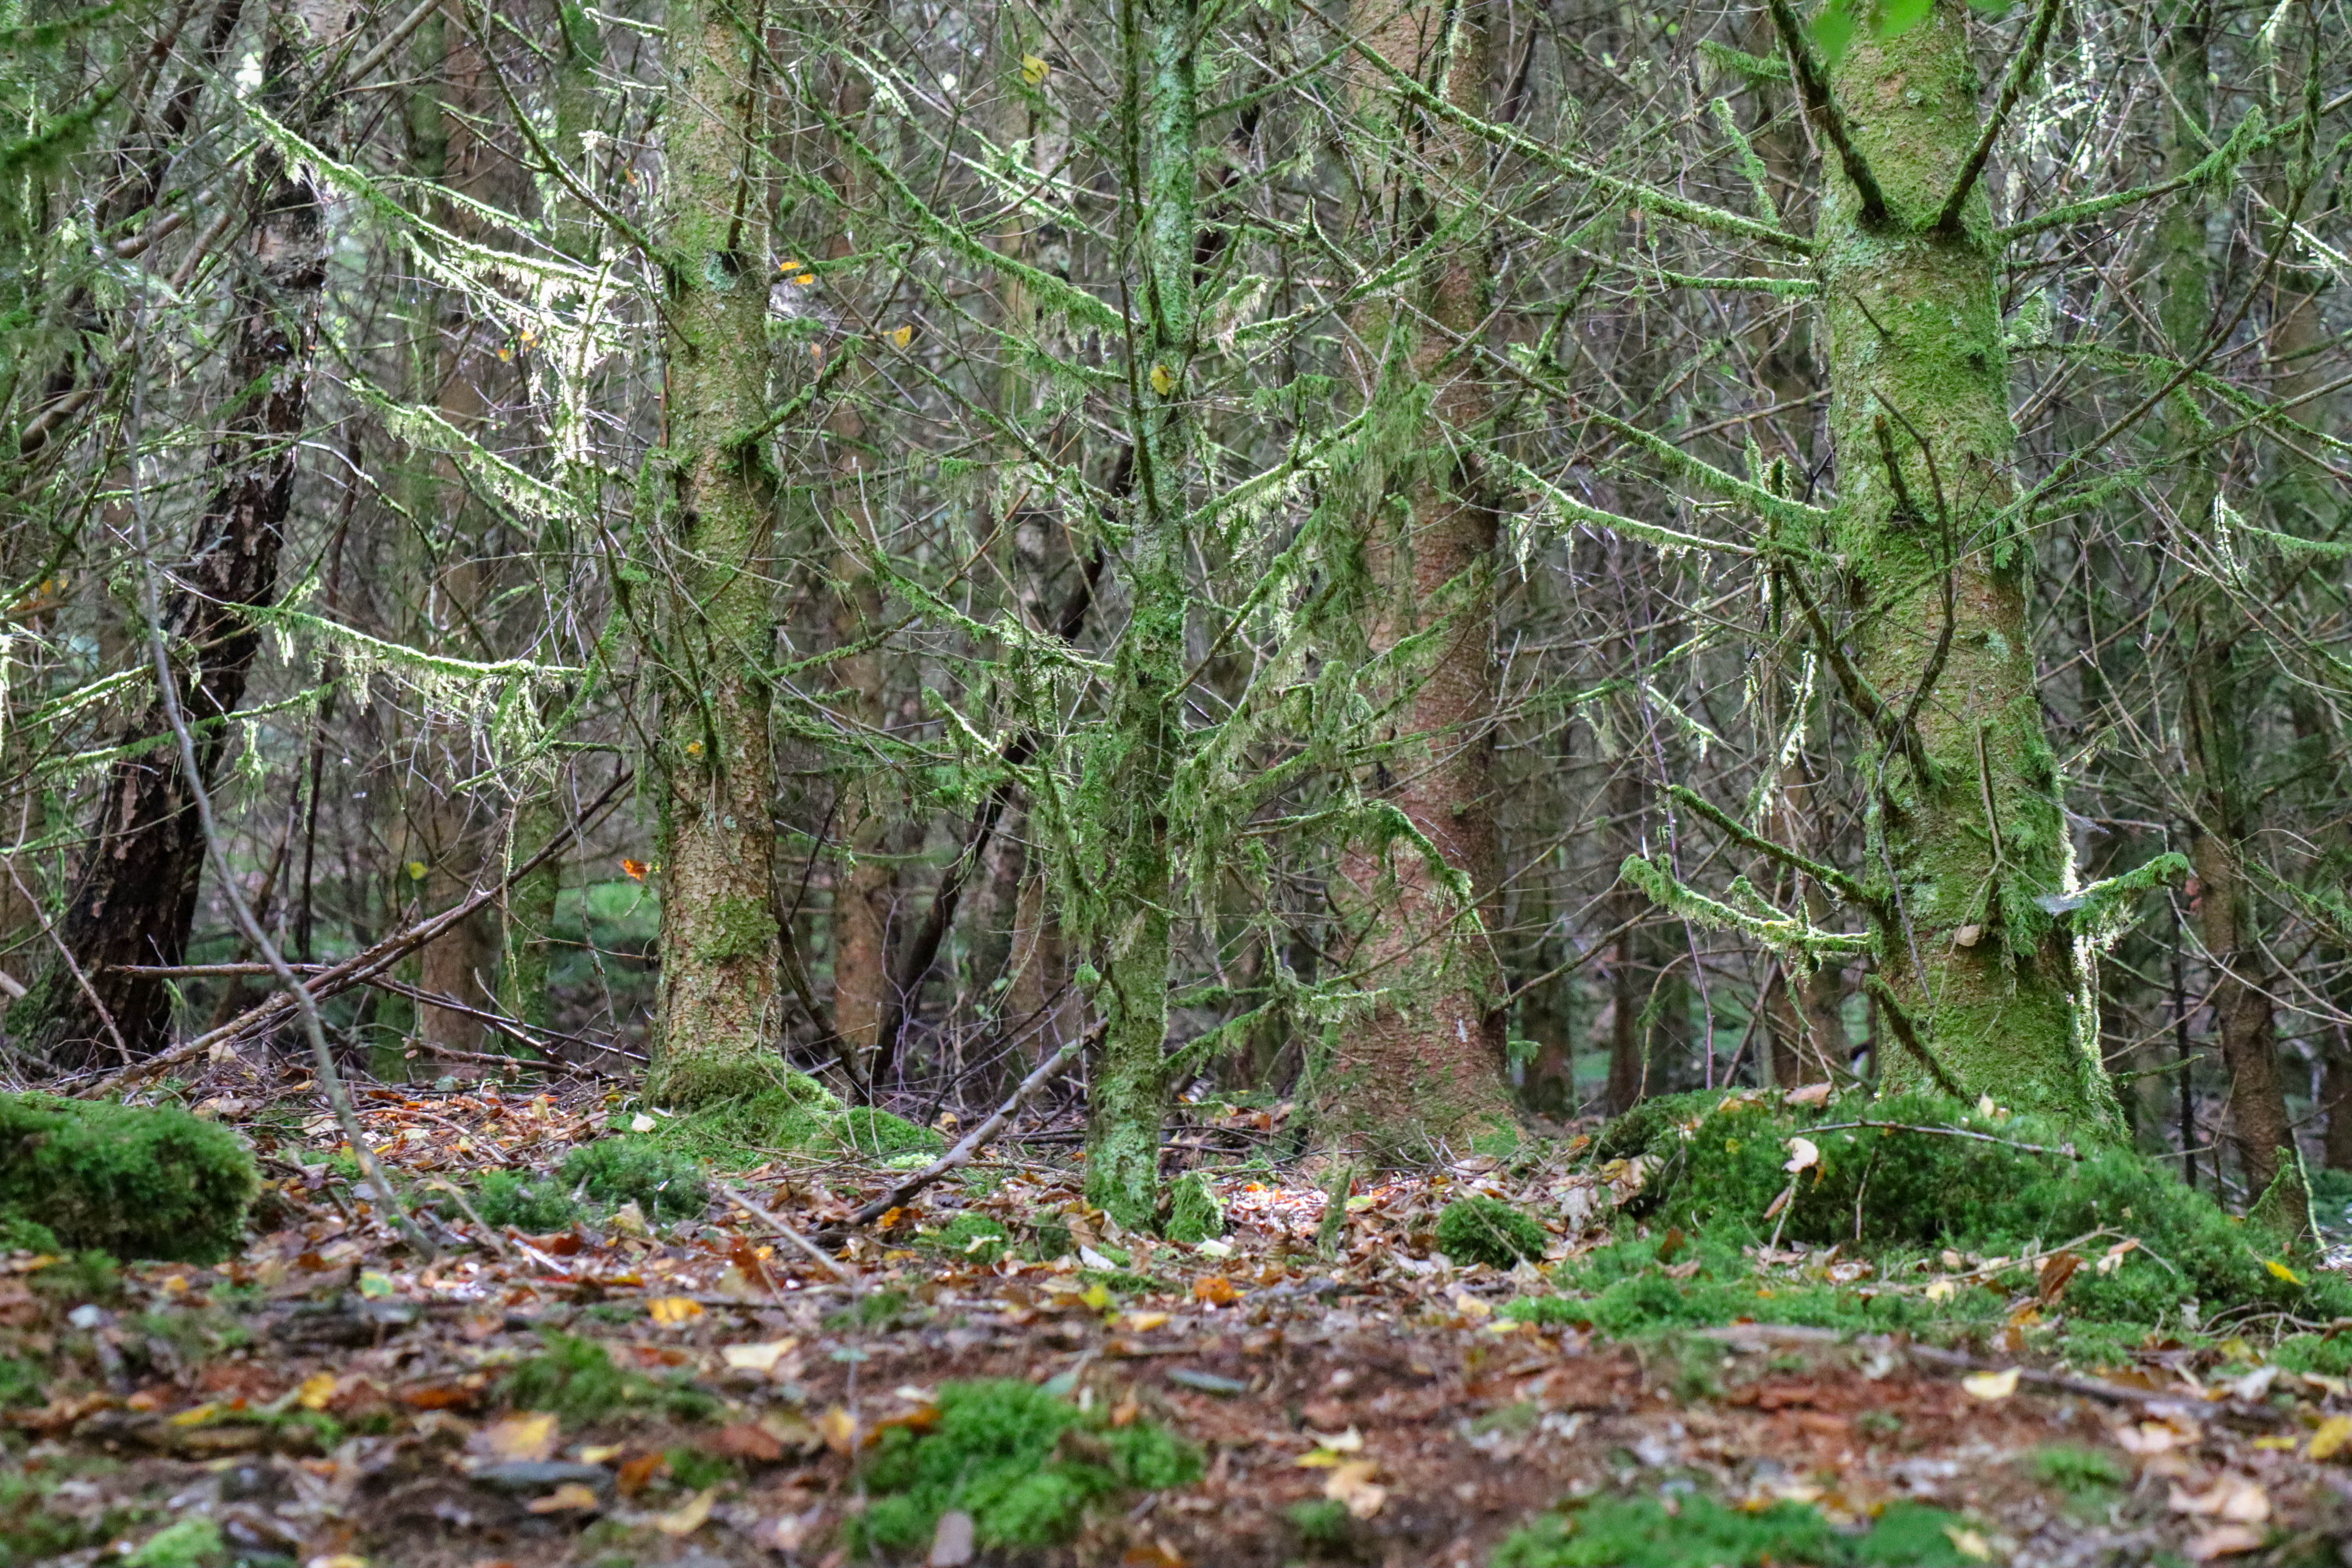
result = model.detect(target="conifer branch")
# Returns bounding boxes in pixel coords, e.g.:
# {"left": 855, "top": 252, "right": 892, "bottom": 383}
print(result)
{"left": 1935, "top": 0, "right": 2065, "bottom": 234}
{"left": 1764, "top": 0, "right": 1887, "bottom": 224}
{"left": 1665, "top": 784, "right": 1876, "bottom": 908}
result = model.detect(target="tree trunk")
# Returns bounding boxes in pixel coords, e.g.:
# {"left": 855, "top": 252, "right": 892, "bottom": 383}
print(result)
{"left": 1079, "top": 0, "right": 1198, "bottom": 1228}
{"left": 1815, "top": 0, "right": 2116, "bottom": 1125}
{"left": 641, "top": 0, "right": 785, "bottom": 1107}
{"left": 1319, "top": 0, "right": 1519, "bottom": 1157}
{"left": 16, "top": 26, "right": 326, "bottom": 1067}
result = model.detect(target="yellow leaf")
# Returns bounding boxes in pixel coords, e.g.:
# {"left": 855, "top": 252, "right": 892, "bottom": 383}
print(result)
{"left": 1124, "top": 1310, "right": 1169, "bottom": 1332}
{"left": 167, "top": 1402, "right": 219, "bottom": 1426}
{"left": 527, "top": 1482, "right": 602, "bottom": 1514}
{"left": 890, "top": 324, "right": 915, "bottom": 348}
{"left": 2265, "top": 1259, "right": 2305, "bottom": 1287}
{"left": 1080, "top": 1283, "right": 1114, "bottom": 1311}
{"left": 1961, "top": 1367, "right": 2021, "bottom": 1401}
{"left": 818, "top": 1403, "right": 859, "bottom": 1455}
{"left": 1295, "top": 1448, "right": 1342, "bottom": 1468}
{"left": 2308, "top": 1414, "right": 2352, "bottom": 1461}
{"left": 795, "top": 273, "right": 815, "bottom": 285}
{"left": 297, "top": 1373, "right": 338, "bottom": 1411}
{"left": 1149, "top": 363, "right": 1178, "bottom": 396}
{"left": 1324, "top": 1460, "right": 1387, "bottom": 1519}
{"left": 720, "top": 1338, "right": 798, "bottom": 1373}
{"left": 1924, "top": 1279, "right": 1956, "bottom": 1303}
{"left": 479, "top": 1412, "right": 560, "bottom": 1463}
{"left": 1943, "top": 1526, "right": 1993, "bottom": 1562}
{"left": 407, "top": 860, "right": 429, "bottom": 880}
{"left": 648, "top": 1295, "right": 705, "bottom": 1325}
{"left": 1022, "top": 53, "right": 1049, "bottom": 86}
{"left": 654, "top": 1486, "right": 717, "bottom": 1535}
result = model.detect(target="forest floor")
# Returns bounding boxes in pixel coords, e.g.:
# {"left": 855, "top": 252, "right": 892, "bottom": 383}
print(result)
{"left": 8, "top": 1078, "right": 2352, "bottom": 1568}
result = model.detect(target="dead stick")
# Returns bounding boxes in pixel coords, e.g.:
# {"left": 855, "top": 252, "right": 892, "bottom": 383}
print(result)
{"left": 717, "top": 1180, "right": 857, "bottom": 1286}
{"left": 834, "top": 1024, "right": 1096, "bottom": 1234}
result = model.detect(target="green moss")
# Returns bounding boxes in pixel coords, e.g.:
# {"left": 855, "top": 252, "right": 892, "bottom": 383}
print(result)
{"left": 922, "top": 1211, "right": 1011, "bottom": 1265}
{"left": 0, "top": 1093, "right": 258, "bottom": 1263}
{"left": 1288, "top": 1497, "right": 1352, "bottom": 1547}
{"left": 499, "top": 1333, "right": 717, "bottom": 1426}
{"left": 2027, "top": 1443, "right": 2129, "bottom": 1495}
{"left": 0, "top": 1356, "right": 41, "bottom": 1408}
{"left": 1493, "top": 1495, "right": 1973, "bottom": 1568}
{"left": 838, "top": 1107, "right": 944, "bottom": 1158}
{"left": 561, "top": 1138, "right": 709, "bottom": 1221}
{"left": 125, "top": 1518, "right": 224, "bottom": 1568}
{"left": 1165, "top": 1173, "right": 1225, "bottom": 1243}
{"left": 1592, "top": 1089, "right": 2351, "bottom": 1327}
{"left": 0, "top": 1215, "right": 58, "bottom": 1254}
{"left": 1435, "top": 1196, "right": 1547, "bottom": 1267}
{"left": 854, "top": 1379, "right": 1201, "bottom": 1555}
{"left": 466, "top": 1171, "right": 581, "bottom": 1233}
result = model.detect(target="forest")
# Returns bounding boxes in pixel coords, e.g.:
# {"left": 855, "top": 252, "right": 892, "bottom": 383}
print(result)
{"left": 8, "top": 0, "right": 2352, "bottom": 1559}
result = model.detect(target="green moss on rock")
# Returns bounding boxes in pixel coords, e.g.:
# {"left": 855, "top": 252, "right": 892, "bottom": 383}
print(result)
{"left": 0, "top": 1093, "right": 257, "bottom": 1263}
{"left": 1435, "top": 1196, "right": 1548, "bottom": 1268}
{"left": 839, "top": 1106, "right": 945, "bottom": 1158}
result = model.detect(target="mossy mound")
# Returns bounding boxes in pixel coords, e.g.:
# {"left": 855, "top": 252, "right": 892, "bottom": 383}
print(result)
{"left": 1436, "top": 1195, "right": 1548, "bottom": 1267}
{"left": 1495, "top": 1494, "right": 1975, "bottom": 1568}
{"left": 562, "top": 1138, "right": 708, "bottom": 1220}
{"left": 0, "top": 1093, "right": 258, "bottom": 1263}
{"left": 641, "top": 1070, "right": 942, "bottom": 1167}
{"left": 468, "top": 1170, "right": 583, "bottom": 1233}
{"left": 920, "top": 1210, "right": 1011, "bottom": 1265}
{"left": 855, "top": 1379, "right": 1201, "bottom": 1556}
{"left": 1572, "top": 1087, "right": 2352, "bottom": 1327}
{"left": 498, "top": 1333, "right": 719, "bottom": 1425}
{"left": 1165, "top": 1173, "right": 1225, "bottom": 1244}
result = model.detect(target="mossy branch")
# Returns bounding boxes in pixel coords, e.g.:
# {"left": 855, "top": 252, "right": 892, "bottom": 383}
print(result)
{"left": 1934, "top": 0, "right": 2065, "bottom": 234}
{"left": 1765, "top": 0, "right": 1887, "bottom": 224}
{"left": 1997, "top": 107, "right": 2265, "bottom": 243}
{"left": 1584, "top": 409, "right": 1834, "bottom": 532}
{"left": 2048, "top": 851, "right": 2190, "bottom": 947}
{"left": 1709, "top": 96, "right": 1782, "bottom": 228}
{"left": 1486, "top": 447, "right": 1755, "bottom": 557}
{"left": 1619, "top": 853, "right": 1876, "bottom": 962}
{"left": 1664, "top": 784, "right": 1877, "bottom": 909}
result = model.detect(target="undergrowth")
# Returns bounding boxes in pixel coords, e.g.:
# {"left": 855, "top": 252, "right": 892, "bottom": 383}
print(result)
{"left": 1512, "top": 1089, "right": 2352, "bottom": 1350}
{"left": 1493, "top": 1494, "right": 1976, "bottom": 1568}
{"left": 639, "top": 1072, "right": 940, "bottom": 1167}
{"left": 498, "top": 1333, "right": 719, "bottom": 1425}
{"left": 853, "top": 1379, "right": 1201, "bottom": 1556}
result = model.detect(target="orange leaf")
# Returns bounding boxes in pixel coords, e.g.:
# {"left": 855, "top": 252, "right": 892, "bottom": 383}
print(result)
{"left": 1192, "top": 1276, "right": 1239, "bottom": 1305}
{"left": 621, "top": 858, "right": 649, "bottom": 881}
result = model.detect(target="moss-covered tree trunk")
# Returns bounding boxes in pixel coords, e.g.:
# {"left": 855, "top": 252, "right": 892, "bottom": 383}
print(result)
{"left": 1320, "top": 0, "right": 1519, "bottom": 1156}
{"left": 1079, "top": 0, "right": 1198, "bottom": 1228}
{"left": 1814, "top": 0, "right": 2115, "bottom": 1124}
{"left": 642, "top": 0, "right": 784, "bottom": 1108}
{"left": 15, "top": 21, "right": 327, "bottom": 1068}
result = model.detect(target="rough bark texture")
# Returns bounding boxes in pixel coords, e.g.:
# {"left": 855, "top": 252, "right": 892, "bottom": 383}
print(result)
{"left": 642, "top": 0, "right": 785, "bottom": 1107}
{"left": 1760, "top": 767, "right": 1846, "bottom": 1087}
{"left": 1080, "top": 0, "right": 1196, "bottom": 1228}
{"left": 1320, "top": 0, "right": 1519, "bottom": 1156}
{"left": 15, "top": 40, "right": 325, "bottom": 1067}
{"left": 1817, "top": 0, "right": 2116, "bottom": 1125}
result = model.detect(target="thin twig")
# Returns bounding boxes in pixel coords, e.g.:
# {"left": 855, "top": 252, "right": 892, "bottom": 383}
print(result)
{"left": 718, "top": 1180, "right": 858, "bottom": 1286}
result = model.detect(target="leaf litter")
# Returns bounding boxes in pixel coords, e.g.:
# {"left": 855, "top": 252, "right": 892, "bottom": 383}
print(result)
{"left": 4, "top": 1076, "right": 2352, "bottom": 1565}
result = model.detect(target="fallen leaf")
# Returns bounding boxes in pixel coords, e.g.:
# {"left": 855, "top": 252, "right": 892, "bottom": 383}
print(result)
{"left": 1020, "top": 53, "right": 1049, "bottom": 86}
{"left": 616, "top": 1452, "right": 664, "bottom": 1497}
{"left": 297, "top": 1373, "right": 338, "bottom": 1411}
{"left": 1961, "top": 1367, "right": 2021, "bottom": 1401}
{"left": 648, "top": 1296, "right": 704, "bottom": 1326}
{"left": 168, "top": 1402, "right": 219, "bottom": 1426}
{"left": 890, "top": 324, "right": 915, "bottom": 348}
{"left": 2308, "top": 1414, "right": 2352, "bottom": 1461}
{"left": 1324, "top": 1459, "right": 1386, "bottom": 1519}
{"left": 1193, "top": 1275, "right": 1238, "bottom": 1306}
{"left": 708, "top": 1421, "right": 785, "bottom": 1462}
{"left": 818, "top": 1404, "right": 860, "bottom": 1455}
{"left": 1925, "top": 1279, "right": 1956, "bottom": 1303}
{"left": 578, "top": 1444, "right": 624, "bottom": 1463}
{"left": 526, "top": 1483, "right": 601, "bottom": 1514}
{"left": 2036, "top": 1252, "right": 2081, "bottom": 1305}
{"left": 1452, "top": 1293, "right": 1492, "bottom": 1321}
{"left": 1149, "top": 363, "right": 1178, "bottom": 397}
{"left": 1944, "top": 1526, "right": 1993, "bottom": 1562}
{"left": 653, "top": 1486, "right": 716, "bottom": 1536}
{"left": 2185, "top": 1524, "right": 2266, "bottom": 1560}
{"left": 2169, "top": 1476, "right": 2269, "bottom": 1524}
{"left": 1784, "top": 1082, "right": 1834, "bottom": 1107}
{"left": 630, "top": 1114, "right": 657, "bottom": 1133}
{"left": 475, "top": 1412, "right": 559, "bottom": 1464}
{"left": 2265, "top": 1259, "right": 2305, "bottom": 1287}
{"left": 720, "top": 1339, "right": 797, "bottom": 1374}
{"left": 1125, "top": 1311, "right": 1169, "bottom": 1332}
{"left": 1783, "top": 1137, "right": 1819, "bottom": 1174}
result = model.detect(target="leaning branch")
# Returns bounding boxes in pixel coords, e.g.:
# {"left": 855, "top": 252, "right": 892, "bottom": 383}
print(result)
{"left": 1934, "top": 0, "right": 2065, "bottom": 233}
{"left": 1765, "top": 0, "right": 1887, "bottom": 224}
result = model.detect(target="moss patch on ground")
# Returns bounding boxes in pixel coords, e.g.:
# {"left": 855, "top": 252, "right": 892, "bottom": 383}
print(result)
{"left": 1493, "top": 1494, "right": 1976, "bottom": 1568}
{"left": 1436, "top": 1195, "right": 1548, "bottom": 1267}
{"left": 0, "top": 1093, "right": 257, "bottom": 1263}
{"left": 855, "top": 1379, "right": 1200, "bottom": 1556}
{"left": 1538, "top": 1087, "right": 2352, "bottom": 1336}
{"left": 639, "top": 1071, "right": 940, "bottom": 1167}
{"left": 498, "top": 1333, "right": 719, "bottom": 1425}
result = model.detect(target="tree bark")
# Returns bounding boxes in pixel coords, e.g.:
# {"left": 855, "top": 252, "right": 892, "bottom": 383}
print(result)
{"left": 641, "top": 0, "right": 786, "bottom": 1107}
{"left": 1813, "top": 0, "right": 2116, "bottom": 1125}
{"left": 17, "top": 23, "right": 327, "bottom": 1068}
{"left": 1320, "top": 0, "right": 1519, "bottom": 1156}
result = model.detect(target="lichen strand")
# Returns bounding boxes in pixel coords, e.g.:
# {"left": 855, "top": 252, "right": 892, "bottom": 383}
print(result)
{"left": 1820, "top": 0, "right": 2114, "bottom": 1127}
{"left": 643, "top": 0, "right": 783, "bottom": 1112}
